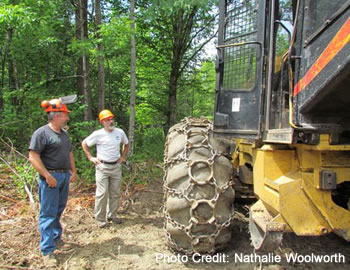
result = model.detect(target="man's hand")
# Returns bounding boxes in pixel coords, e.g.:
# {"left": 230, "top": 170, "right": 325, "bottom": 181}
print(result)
{"left": 46, "top": 174, "right": 57, "bottom": 188}
{"left": 90, "top": 157, "right": 101, "bottom": 165}
{"left": 118, "top": 144, "right": 129, "bottom": 164}
{"left": 70, "top": 171, "right": 76, "bottom": 182}
{"left": 117, "top": 156, "right": 126, "bottom": 164}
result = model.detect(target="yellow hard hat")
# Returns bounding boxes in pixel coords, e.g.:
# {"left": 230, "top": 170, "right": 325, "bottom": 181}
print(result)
{"left": 99, "top": 109, "right": 114, "bottom": 122}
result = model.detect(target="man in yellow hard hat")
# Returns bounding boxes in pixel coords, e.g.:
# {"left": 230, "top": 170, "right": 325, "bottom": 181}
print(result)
{"left": 82, "top": 109, "right": 129, "bottom": 228}
{"left": 28, "top": 98, "right": 76, "bottom": 266}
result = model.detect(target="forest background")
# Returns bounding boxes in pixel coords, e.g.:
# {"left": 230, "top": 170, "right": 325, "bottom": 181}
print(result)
{"left": 0, "top": 0, "right": 219, "bottom": 194}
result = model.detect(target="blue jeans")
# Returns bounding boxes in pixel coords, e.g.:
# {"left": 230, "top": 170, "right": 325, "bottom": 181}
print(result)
{"left": 38, "top": 172, "right": 70, "bottom": 255}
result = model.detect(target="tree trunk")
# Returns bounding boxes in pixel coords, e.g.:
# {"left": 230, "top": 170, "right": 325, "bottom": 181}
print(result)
{"left": 7, "top": 28, "right": 20, "bottom": 108}
{"left": 75, "top": 0, "right": 92, "bottom": 121}
{"left": 166, "top": 7, "right": 197, "bottom": 132}
{"left": 95, "top": 0, "right": 105, "bottom": 113}
{"left": 167, "top": 67, "right": 179, "bottom": 131}
{"left": 0, "top": 33, "right": 6, "bottom": 113}
{"left": 75, "top": 0, "right": 83, "bottom": 95}
{"left": 128, "top": 0, "right": 136, "bottom": 157}
{"left": 8, "top": 29, "right": 17, "bottom": 92}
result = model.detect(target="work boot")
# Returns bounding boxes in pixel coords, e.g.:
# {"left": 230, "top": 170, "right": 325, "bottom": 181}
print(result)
{"left": 55, "top": 239, "right": 73, "bottom": 252}
{"left": 107, "top": 217, "right": 122, "bottom": 224}
{"left": 98, "top": 221, "right": 107, "bottom": 228}
{"left": 42, "top": 253, "right": 57, "bottom": 267}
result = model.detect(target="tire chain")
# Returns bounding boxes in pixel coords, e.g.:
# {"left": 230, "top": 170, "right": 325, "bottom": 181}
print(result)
{"left": 163, "top": 117, "right": 234, "bottom": 255}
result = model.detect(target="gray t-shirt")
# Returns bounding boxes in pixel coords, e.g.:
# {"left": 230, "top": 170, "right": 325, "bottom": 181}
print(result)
{"left": 29, "top": 124, "right": 72, "bottom": 170}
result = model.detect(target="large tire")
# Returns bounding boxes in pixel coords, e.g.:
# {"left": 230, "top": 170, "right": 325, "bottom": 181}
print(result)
{"left": 163, "top": 117, "right": 235, "bottom": 254}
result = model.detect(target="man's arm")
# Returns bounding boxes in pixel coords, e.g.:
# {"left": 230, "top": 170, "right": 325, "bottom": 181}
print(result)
{"left": 69, "top": 152, "right": 77, "bottom": 182}
{"left": 118, "top": 144, "right": 129, "bottom": 163}
{"left": 81, "top": 139, "right": 101, "bottom": 165}
{"left": 28, "top": 150, "right": 57, "bottom": 188}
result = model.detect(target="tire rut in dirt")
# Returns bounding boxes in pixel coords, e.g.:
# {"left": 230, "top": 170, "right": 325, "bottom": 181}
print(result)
{"left": 163, "top": 117, "right": 235, "bottom": 254}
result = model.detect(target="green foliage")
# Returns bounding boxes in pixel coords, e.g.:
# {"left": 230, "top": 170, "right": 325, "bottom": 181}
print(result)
{"left": 177, "top": 60, "right": 216, "bottom": 120}
{"left": 0, "top": 0, "right": 218, "bottom": 188}
{"left": 0, "top": 2, "right": 36, "bottom": 29}
{"left": 133, "top": 127, "right": 165, "bottom": 162}
{"left": 68, "top": 120, "right": 100, "bottom": 183}
{"left": 147, "top": 0, "right": 219, "bottom": 16}
{"left": 122, "top": 161, "right": 163, "bottom": 186}
{"left": 136, "top": 0, "right": 218, "bottom": 129}
{"left": 13, "top": 161, "right": 37, "bottom": 196}
{"left": 99, "top": 17, "right": 131, "bottom": 53}
{"left": 69, "top": 38, "right": 95, "bottom": 57}
{"left": 75, "top": 150, "right": 96, "bottom": 184}
{"left": 0, "top": 89, "right": 47, "bottom": 150}
{"left": 0, "top": 149, "right": 38, "bottom": 198}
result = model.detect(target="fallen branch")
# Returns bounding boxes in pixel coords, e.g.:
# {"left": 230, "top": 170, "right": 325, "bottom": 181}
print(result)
{"left": 0, "top": 157, "right": 35, "bottom": 205}
{"left": 84, "top": 207, "right": 94, "bottom": 220}
{"left": 0, "top": 265, "right": 32, "bottom": 270}
{"left": 0, "top": 194, "right": 19, "bottom": 203}
{"left": 108, "top": 252, "right": 118, "bottom": 259}
{"left": 0, "top": 138, "right": 28, "bottom": 160}
{"left": 0, "top": 211, "right": 9, "bottom": 217}
{"left": 139, "top": 190, "right": 163, "bottom": 194}
{"left": 63, "top": 250, "right": 76, "bottom": 270}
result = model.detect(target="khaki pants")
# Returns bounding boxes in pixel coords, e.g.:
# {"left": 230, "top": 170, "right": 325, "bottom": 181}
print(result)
{"left": 94, "top": 163, "right": 122, "bottom": 222}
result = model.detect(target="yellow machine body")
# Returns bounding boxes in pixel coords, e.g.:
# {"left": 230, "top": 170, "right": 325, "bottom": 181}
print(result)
{"left": 235, "top": 135, "right": 350, "bottom": 241}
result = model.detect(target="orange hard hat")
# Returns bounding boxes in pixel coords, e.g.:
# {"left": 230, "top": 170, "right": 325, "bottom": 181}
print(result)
{"left": 41, "top": 98, "right": 71, "bottom": 113}
{"left": 99, "top": 109, "right": 114, "bottom": 122}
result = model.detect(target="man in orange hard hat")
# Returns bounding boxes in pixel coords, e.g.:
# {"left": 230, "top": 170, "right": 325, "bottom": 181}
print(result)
{"left": 82, "top": 109, "right": 129, "bottom": 228}
{"left": 28, "top": 98, "right": 76, "bottom": 266}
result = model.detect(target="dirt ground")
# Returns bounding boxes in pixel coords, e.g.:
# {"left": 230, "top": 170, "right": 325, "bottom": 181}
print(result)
{"left": 1, "top": 171, "right": 350, "bottom": 270}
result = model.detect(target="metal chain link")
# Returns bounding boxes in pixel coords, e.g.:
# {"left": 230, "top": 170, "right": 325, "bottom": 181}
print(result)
{"left": 163, "top": 117, "right": 235, "bottom": 255}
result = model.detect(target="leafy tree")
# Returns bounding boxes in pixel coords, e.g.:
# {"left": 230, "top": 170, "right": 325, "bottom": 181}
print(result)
{"left": 177, "top": 60, "right": 216, "bottom": 120}
{"left": 137, "top": 0, "right": 218, "bottom": 132}
{"left": 72, "top": 0, "right": 92, "bottom": 121}
{"left": 0, "top": 0, "right": 219, "bottom": 174}
{"left": 129, "top": 0, "right": 136, "bottom": 157}
{"left": 0, "top": 0, "right": 78, "bottom": 146}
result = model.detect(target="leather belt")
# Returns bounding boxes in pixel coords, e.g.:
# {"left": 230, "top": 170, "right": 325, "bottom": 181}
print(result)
{"left": 100, "top": 160, "right": 118, "bottom": 165}
{"left": 40, "top": 169, "right": 69, "bottom": 180}
{"left": 48, "top": 169, "right": 69, "bottom": 173}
